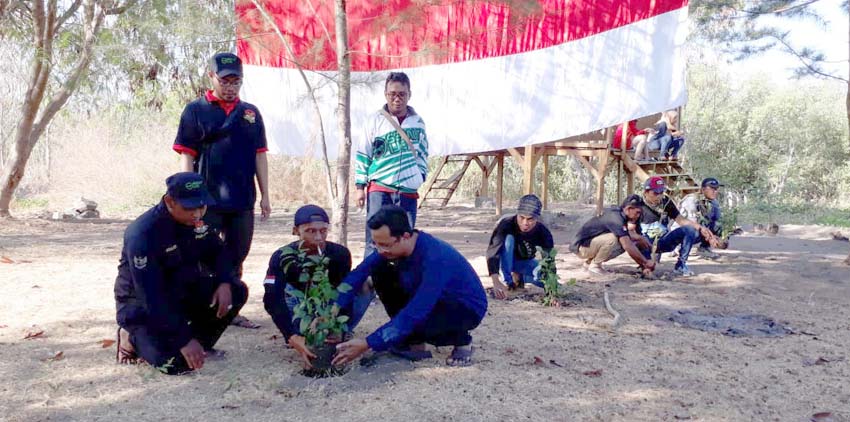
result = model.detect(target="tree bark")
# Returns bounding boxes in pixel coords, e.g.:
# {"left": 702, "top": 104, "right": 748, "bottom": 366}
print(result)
{"left": 332, "top": 0, "right": 352, "bottom": 246}
{"left": 0, "top": 0, "right": 128, "bottom": 217}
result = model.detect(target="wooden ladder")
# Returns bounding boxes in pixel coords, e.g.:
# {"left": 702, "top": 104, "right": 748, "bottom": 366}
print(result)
{"left": 418, "top": 155, "right": 475, "bottom": 209}
{"left": 613, "top": 151, "right": 700, "bottom": 199}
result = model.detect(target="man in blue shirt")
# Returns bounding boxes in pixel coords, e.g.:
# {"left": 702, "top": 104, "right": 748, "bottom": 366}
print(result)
{"left": 114, "top": 173, "right": 249, "bottom": 375}
{"left": 332, "top": 206, "right": 487, "bottom": 367}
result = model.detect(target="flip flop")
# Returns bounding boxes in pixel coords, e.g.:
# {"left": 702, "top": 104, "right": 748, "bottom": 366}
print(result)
{"left": 115, "top": 327, "right": 140, "bottom": 364}
{"left": 446, "top": 346, "right": 474, "bottom": 367}
{"left": 389, "top": 346, "right": 433, "bottom": 361}
{"left": 230, "top": 315, "right": 261, "bottom": 329}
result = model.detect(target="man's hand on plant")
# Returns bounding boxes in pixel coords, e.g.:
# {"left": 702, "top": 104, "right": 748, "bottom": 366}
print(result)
{"left": 642, "top": 259, "right": 656, "bottom": 272}
{"left": 332, "top": 338, "right": 370, "bottom": 366}
{"left": 210, "top": 283, "right": 233, "bottom": 318}
{"left": 490, "top": 275, "right": 508, "bottom": 300}
{"left": 287, "top": 335, "right": 316, "bottom": 368}
{"left": 355, "top": 188, "right": 366, "bottom": 208}
{"left": 180, "top": 338, "right": 205, "bottom": 370}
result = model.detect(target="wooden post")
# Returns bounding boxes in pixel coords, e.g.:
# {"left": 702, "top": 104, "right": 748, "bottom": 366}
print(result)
{"left": 618, "top": 121, "right": 628, "bottom": 205}
{"left": 479, "top": 157, "right": 490, "bottom": 197}
{"left": 596, "top": 127, "right": 613, "bottom": 215}
{"left": 496, "top": 153, "right": 504, "bottom": 216}
{"left": 541, "top": 154, "right": 549, "bottom": 210}
{"left": 523, "top": 145, "right": 535, "bottom": 195}
{"left": 626, "top": 169, "right": 634, "bottom": 196}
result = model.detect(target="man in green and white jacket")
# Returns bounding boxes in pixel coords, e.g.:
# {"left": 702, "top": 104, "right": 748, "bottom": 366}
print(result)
{"left": 355, "top": 72, "right": 429, "bottom": 257}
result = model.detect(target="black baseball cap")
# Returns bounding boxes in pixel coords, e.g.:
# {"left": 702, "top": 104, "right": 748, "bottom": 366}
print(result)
{"left": 701, "top": 178, "right": 724, "bottom": 189}
{"left": 621, "top": 194, "right": 644, "bottom": 209}
{"left": 166, "top": 172, "right": 215, "bottom": 208}
{"left": 294, "top": 204, "right": 330, "bottom": 226}
{"left": 210, "top": 53, "right": 242, "bottom": 78}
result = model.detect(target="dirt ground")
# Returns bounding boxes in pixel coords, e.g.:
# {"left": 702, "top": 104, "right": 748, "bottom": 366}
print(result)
{"left": 1, "top": 203, "right": 849, "bottom": 422}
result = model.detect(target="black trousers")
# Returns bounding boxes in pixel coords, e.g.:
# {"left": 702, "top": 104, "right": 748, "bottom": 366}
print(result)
{"left": 372, "top": 262, "right": 481, "bottom": 348}
{"left": 205, "top": 209, "right": 255, "bottom": 274}
{"left": 124, "top": 280, "right": 248, "bottom": 374}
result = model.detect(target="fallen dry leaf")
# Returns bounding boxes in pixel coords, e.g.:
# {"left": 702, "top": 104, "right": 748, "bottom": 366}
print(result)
{"left": 533, "top": 356, "right": 545, "bottom": 365}
{"left": 549, "top": 359, "right": 564, "bottom": 367}
{"left": 803, "top": 356, "right": 845, "bottom": 367}
{"left": 99, "top": 339, "right": 116, "bottom": 348}
{"left": 221, "top": 404, "right": 240, "bottom": 410}
{"left": 0, "top": 256, "right": 13, "bottom": 264}
{"left": 583, "top": 369, "right": 603, "bottom": 377}
{"left": 268, "top": 334, "right": 279, "bottom": 340}
{"left": 811, "top": 412, "right": 835, "bottom": 422}
{"left": 24, "top": 330, "right": 45, "bottom": 340}
{"left": 44, "top": 351, "right": 64, "bottom": 362}
{"left": 504, "top": 347, "right": 515, "bottom": 355}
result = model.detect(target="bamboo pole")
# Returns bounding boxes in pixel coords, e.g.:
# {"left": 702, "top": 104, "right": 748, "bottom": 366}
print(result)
{"left": 541, "top": 154, "right": 549, "bottom": 210}
{"left": 523, "top": 146, "right": 535, "bottom": 195}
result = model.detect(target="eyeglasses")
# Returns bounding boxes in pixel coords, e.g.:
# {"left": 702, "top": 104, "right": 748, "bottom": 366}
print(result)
{"left": 214, "top": 75, "right": 243, "bottom": 88}
{"left": 385, "top": 91, "right": 409, "bottom": 100}
{"left": 370, "top": 237, "right": 400, "bottom": 252}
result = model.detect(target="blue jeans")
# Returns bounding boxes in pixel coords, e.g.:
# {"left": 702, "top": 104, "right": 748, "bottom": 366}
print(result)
{"left": 642, "top": 226, "right": 700, "bottom": 268}
{"left": 364, "top": 191, "right": 418, "bottom": 257}
{"left": 500, "top": 234, "right": 543, "bottom": 288}
{"left": 285, "top": 284, "right": 374, "bottom": 333}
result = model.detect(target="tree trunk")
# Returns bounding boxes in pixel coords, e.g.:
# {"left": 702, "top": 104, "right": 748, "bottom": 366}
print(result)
{"left": 0, "top": 0, "right": 122, "bottom": 217}
{"left": 332, "top": 0, "right": 352, "bottom": 246}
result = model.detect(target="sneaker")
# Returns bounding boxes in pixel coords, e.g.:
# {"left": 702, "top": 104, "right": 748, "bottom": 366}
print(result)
{"left": 587, "top": 262, "right": 609, "bottom": 275}
{"left": 673, "top": 263, "right": 695, "bottom": 277}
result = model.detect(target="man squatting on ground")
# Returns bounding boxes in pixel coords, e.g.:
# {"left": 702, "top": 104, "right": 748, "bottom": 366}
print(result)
{"left": 672, "top": 177, "right": 726, "bottom": 258}
{"left": 332, "top": 206, "right": 488, "bottom": 367}
{"left": 572, "top": 194, "right": 656, "bottom": 276}
{"left": 114, "top": 173, "right": 249, "bottom": 375}
{"left": 173, "top": 52, "right": 270, "bottom": 328}
{"left": 262, "top": 205, "right": 372, "bottom": 368}
{"left": 640, "top": 176, "right": 721, "bottom": 276}
{"left": 486, "top": 194, "right": 555, "bottom": 300}
{"left": 355, "top": 72, "right": 429, "bottom": 257}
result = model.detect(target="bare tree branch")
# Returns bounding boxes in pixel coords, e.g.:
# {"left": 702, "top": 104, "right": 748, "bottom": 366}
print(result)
{"left": 53, "top": 0, "right": 82, "bottom": 32}
{"left": 249, "top": 0, "right": 337, "bottom": 202}
{"left": 770, "top": 34, "right": 849, "bottom": 83}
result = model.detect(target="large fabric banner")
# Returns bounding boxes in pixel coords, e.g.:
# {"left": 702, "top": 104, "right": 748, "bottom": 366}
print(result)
{"left": 236, "top": 0, "right": 689, "bottom": 157}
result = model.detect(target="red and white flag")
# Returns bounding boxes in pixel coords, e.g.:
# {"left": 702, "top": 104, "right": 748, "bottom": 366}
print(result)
{"left": 236, "top": 0, "right": 689, "bottom": 157}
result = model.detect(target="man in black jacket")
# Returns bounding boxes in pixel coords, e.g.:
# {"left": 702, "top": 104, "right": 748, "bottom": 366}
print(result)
{"left": 114, "top": 173, "right": 248, "bottom": 375}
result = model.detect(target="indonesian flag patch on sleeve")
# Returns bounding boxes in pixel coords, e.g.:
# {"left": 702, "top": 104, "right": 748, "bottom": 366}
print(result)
{"left": 263, "top": 275, "right": 275, "bottom": 285}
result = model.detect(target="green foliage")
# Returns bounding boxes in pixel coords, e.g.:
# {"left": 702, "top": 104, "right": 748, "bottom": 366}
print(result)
{"left": 719, "top": 207, "right": 739, "bottom": 240}
{"left": 685, "top": 65, "right": 850, "bottom": 206}
{"left": 537, "top": 247, "right": 562, "bottom": 307}
{"left": 280, "top": 246, "right": 351, "bottom": 348}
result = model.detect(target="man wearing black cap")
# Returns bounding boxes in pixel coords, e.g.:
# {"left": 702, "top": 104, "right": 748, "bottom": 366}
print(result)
{"left": 674, "top": 177, "right": 726, "bottom": 258}
{"left": 485, "top": 194, "right": 555, "bottom": 300}
{"left": 173, "top": 52, "right": 270, "bottom": 328}
{"left": 114, "top": 172, "right": 249, "bottom": 375}
{"left": 572, "top": 194, "right": 655, "bottom": 276}
{"left": 262, "top": 205, "right": 373, "bottom": 368}
{"left": 640, "top": 176, "right": 720, "bottom": 276}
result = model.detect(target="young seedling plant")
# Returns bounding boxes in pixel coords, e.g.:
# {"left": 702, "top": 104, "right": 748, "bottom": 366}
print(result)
{"left": 538, "top": 247, "right": 562, "bottom": 307}
{"left": 280, "top": 245, "right": 352, "bottom": 375}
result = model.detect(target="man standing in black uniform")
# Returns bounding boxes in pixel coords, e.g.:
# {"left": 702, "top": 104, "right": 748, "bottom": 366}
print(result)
{"left": 173, "top": 52, "right": 269, "bottom": 328}
{"left": 114, "top": 173, "right": 249, "bottom": 375}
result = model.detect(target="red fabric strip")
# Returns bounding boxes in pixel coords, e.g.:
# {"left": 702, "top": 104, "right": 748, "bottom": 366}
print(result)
{"left": 236, "top": 0, "right": 687, "bottom": 71}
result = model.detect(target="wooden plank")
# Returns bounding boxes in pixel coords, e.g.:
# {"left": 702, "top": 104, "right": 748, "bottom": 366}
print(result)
{"left": 496, "top": 153, "right": 504, "bottom": 216}
{"left": 472, "top": 155, "right": 486, "bottom": 172}
{"left": 541, "top": 154, "right": 549, "bottom": 210}
{"left": 478, "top": 156, "right": 491, "bottom": 197}
{"left": 523, "top": 144, "right": 535, "bottom": 195}
{"left": 507, "top": 147, "right": 524, "bottom": 166}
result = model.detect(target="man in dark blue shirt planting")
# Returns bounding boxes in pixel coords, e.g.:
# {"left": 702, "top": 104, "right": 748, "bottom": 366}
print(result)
{"left": 332, "top": 205, "right": 488, "bottom": 367}
{"left": 114, "top": 173, "right": 248, "bottom": 375}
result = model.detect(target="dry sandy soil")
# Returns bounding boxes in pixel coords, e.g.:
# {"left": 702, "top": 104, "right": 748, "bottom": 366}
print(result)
{"left": 1, "top": 203, "right": 849, "bottom": 422}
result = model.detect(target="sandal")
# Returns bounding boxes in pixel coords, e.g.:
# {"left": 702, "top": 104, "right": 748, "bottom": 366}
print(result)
{"left": 230, "top": 315, "right": 261, "bottom": 329}
{"left": 116, "top": 327, "right": 140, "bottom": 364}
{"left": 390, "top": 345, "right": 433, "bottom": 361}
{"left": 446, "top": 346, "right": 474, "bottom": 367}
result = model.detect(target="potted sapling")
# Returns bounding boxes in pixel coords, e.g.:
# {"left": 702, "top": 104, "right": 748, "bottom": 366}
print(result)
{"left": 280, "top": 245, "right": 352, "bottom": 376}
